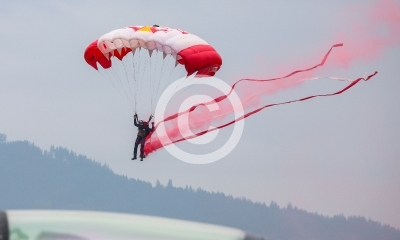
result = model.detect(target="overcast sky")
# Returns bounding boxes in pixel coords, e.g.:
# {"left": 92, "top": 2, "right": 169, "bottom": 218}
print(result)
{"left": 1, "top": 0, "right": 399, "bottom": 229}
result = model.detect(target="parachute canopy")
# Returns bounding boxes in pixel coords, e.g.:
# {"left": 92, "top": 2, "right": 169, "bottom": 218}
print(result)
{"left": 84, "top": 25, "right": 222, "bottom": 77}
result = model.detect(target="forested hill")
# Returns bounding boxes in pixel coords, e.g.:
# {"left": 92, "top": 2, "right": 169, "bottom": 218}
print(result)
{"left": 0, "top": 134, "right": 399, "bottom": 240}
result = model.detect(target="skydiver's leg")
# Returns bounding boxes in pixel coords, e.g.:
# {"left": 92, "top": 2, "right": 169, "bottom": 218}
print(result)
{"left": 132, "top": 136, "right": 141, "bottom": 159}
{"left": 140, "top": 138, "right": 146, "bottom": 158}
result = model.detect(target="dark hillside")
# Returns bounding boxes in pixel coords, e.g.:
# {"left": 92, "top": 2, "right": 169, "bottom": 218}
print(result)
{"left": 0, "top": 136, "right": 399, "bottom": 240}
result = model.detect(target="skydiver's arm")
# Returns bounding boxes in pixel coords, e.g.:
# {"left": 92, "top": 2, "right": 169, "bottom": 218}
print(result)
{"left": 134, "top": 117, "right": 139, "bottom": 127}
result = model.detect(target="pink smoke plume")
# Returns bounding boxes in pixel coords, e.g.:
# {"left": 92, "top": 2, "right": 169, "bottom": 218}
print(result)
{"left": 329, "top": 0, "right": 400, "bottom": 67}
{"left": 144, "top": 0, "right": 399, "bottom": 155}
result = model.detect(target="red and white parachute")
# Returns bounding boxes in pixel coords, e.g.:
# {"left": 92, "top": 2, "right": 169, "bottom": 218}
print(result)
{"left": 84, "top": 25, "right": 222, "bottom": 77}
{"left": 84, "top": 25, "right": 222, "bottom": 115}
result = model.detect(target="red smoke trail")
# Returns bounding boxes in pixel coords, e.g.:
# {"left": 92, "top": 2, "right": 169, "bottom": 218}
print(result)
{"left": 154, "top": 43, "right": 344, "bottom": 127}
{"left": 145, "top": 71, "right": 377, "bottom": 153}
{"left": 144, "top": 0, "right": 399, "bottom": 155}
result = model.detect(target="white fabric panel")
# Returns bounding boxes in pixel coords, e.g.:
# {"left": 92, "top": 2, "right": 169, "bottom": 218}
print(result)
{"left": 166, "top": 34, "right": 208, "bottom": 55}
{"left": 96, "top": 26, "right": 209, "bottom": 58}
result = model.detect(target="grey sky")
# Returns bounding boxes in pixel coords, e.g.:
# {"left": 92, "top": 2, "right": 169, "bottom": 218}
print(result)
{"left": 1, "top": 0, "right": 399, "bottom": 229}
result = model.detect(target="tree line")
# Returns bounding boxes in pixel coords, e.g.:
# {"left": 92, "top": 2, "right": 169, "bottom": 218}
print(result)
{"left": 0, "top": 137, "right": 399, "bottom": 240}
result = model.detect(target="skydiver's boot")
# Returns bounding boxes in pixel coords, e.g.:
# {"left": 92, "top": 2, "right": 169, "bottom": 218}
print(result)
{"left": 131, "top": 151, "right": 137, "bottom": 160}
{"left": 140, "top": 155, "right": 144, "bottom": 161}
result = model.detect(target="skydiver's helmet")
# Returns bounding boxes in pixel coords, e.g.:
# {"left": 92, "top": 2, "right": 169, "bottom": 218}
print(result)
{"left": 140, "top": 120, "right": 148, "bottom": 126}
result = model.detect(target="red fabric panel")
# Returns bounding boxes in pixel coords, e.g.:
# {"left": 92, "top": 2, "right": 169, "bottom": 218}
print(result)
{"left": 113, "top": 47, "right": 132, "bottom": 60}
{"left": 84, "top": 40, "right": 111, "bottom": 70}
{"left": 177, "top": 45, "right": 222, "bottom": 77}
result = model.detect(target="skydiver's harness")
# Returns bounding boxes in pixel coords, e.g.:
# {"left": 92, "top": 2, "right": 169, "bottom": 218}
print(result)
{"left": 137, "top": 129, "right": 146, "bottom": 137}
{"left": 135, "top": 114, "right": 153, "bottom": 138}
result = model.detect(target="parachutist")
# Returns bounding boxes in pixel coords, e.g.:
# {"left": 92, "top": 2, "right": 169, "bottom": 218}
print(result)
{"left": 132, "top": 115, "right": 154, "bottom": 161}
{"left": 84, "top": 25, "right": 222, "bottom": 156}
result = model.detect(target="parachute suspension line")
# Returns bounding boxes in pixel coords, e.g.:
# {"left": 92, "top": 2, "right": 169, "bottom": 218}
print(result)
{"left": 149, "top": 49, "right": 155, "bottom": 113}
{"left": 136, "top": 47, "right": 144, "bottom": 110}
{"left": 120, "top": 54, "right": 135, "bottom": 109}
{"left": 150, "top": 51, "right": 156, "bottom": 114}
{"left": 139, "top": 49, "right": 149, "bottom": 92}
{"left": 167, "top": 66, "right": 195, "bottom": 103}
{"left": 153, "top": 55, "right": 177, "bottom": 114}
{"left": 102, "top": 57, "right": 126, "bottom": 103}
{"left": 151, "top": 50, "right": 164, "bottom": 115}
{"left": 139, "top": 50, "right": 147, "bottom": 104}
{"left": 133, "top": 48, "right": 152, "bottom": 116}
{"left": 134, "top": 50, "right": 140, "bottom": 113}
{"left": 98, "top": 67, "right": 119, "bottom": 92}
{"left": 154, "top": 51, "right": 166, "bottom": 114}
{"left": 154, "top": 63, "right": 188, "bottom": 118}
{"left": 131, "top": 49, "right": 138, "bottom": 112}
{"left": 173, "top": 76, "right": 197, "bottom": 100}
{"left": 98, "top": 66, "right": 133, "bottom": 109}
{"left": 109, "top": 58, "right": 134, "bottom": 109}
{"left": 150, "top": 49, "right": 158, "bottom": 114}
{"left": 149, "top": 50, "right": 153, "bottom": 112}
{"left": 161, "top": 55, "right": 180, "bottom": 92}
{"left": 109, "top": 56, "right": 125, "bottom": 94}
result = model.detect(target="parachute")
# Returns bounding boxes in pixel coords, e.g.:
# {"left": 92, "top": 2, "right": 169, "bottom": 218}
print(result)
{"left": 84, "top": 25, "right": 222, "bottom": 115}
